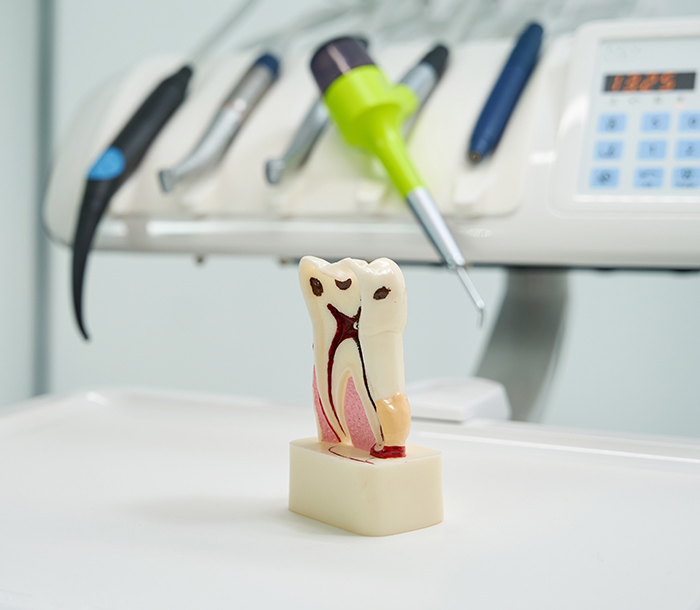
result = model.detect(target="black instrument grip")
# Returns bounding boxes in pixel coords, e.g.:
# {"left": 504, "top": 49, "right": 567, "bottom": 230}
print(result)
{"left": 113, "top": 65, "right": 193, "bottom": 176}
{"left": 72, "top": 65, "right": 193, "bottom": 339}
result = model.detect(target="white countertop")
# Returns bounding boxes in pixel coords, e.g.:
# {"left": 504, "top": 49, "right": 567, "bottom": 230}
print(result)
{"left": 1, "top": 388, "right": 699, "bottom": 609}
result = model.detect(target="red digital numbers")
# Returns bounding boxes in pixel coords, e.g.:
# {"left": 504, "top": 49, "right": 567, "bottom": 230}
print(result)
{"left": 639, "top": 74, "right": 659, "bottom": 90}
{"left": 622, "top": 74, "right": 642, "bottom": 91}
{"left": 659, "top": 73, "right": 677, "bottom": 90}
{"left": 609, "top": 75, "right": 625, "bottom": 91}
{"left": 605, "top": 72, "right": 684, "bottom": 92}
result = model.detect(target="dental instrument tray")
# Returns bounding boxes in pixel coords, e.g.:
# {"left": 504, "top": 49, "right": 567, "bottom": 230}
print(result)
{"left": 44, "top": 16, "right": 700, "bottom": 269}
{"left": 1, "top": 388, "right": 700, "bottom": 608}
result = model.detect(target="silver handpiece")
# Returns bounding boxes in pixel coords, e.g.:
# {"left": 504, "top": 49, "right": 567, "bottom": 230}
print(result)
{"left": 265, "top": 99, "right": 329, "bottom": 185}
{"left": 406, "top": 186, "right": 485, "bottom": 325}
{"left": 159, "top": 53, "right": 279, "bottom": 192}
{"left": 399, "top": 62, "right": 438, "bottom": 134}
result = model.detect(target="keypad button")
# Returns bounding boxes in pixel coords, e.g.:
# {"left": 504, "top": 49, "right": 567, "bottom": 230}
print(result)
{"left": 590, "top": 168, "right": 619, "bottom": 188}
{"left": 594, "top": 141, "right": 623, "bottom": 160}
{"left": 637, "top": 140, "right": 666, "bottom": 159}
{"left": 641, "top": 113, "right": 670, "bottom": 132}
{"left": 675, "top": 140, "right": 700, "bottom": 159}
{"left": 598, "top": 114, "right": 626, "bottom": 133}
{"left": 634, "top": 168, "right": 663, "bottom": 188}
{"left": 673, "top": 167, "right": 700, "bottom": 188}
{"left": 679, "top": 113, "right": 700, "bottom": 131}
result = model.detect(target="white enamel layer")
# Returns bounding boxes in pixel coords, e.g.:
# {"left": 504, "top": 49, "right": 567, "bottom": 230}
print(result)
{"left": 299, "top": 256, "right": 408, "bottom": 450}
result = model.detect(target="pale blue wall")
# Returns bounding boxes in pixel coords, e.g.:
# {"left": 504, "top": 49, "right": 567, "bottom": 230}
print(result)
{"left": 0, "top": 1, "right": 40, "bottom": 406}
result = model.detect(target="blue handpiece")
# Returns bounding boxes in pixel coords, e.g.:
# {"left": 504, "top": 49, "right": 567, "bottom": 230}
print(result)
{"left": 468, "top": 22, "right": 543, "bottom": 163}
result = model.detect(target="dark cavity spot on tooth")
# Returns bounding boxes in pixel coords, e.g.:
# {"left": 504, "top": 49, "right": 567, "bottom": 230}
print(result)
{"left": 335, "top": 278, "right": 352, "bottom": 290}
{"left": 373, "top": 286, "right": 391, "bottom": 300}
{"left": 310, "top": 277, "right": 323, "bottom": 296}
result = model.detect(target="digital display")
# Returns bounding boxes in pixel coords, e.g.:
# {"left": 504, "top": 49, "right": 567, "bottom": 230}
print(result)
{"left": 603, "top": 72, "right": 695, "bottom": 92}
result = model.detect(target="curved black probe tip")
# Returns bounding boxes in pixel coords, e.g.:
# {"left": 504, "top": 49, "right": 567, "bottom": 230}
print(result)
{"left": 72, "top": 179, "right": 119, "bottom": 340}
{"left": 72, "top": 232, "right": 90, "bottom": 340}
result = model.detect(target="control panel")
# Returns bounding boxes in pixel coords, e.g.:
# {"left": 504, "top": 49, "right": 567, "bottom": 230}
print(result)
{"left": 550, "top": 21, "right": 700, "bottom": 219}
{"left": 579, "top": 35, "right": 700, "bottom": 199}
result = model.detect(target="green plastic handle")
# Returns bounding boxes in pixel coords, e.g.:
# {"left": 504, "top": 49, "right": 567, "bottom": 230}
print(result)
{"left": 323, "top": 65, "right": 422, "bottom": 197}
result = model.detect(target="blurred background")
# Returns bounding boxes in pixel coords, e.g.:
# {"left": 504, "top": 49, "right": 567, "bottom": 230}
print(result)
{"left": 2, "top": 0, "right": 700, "bottom": 437}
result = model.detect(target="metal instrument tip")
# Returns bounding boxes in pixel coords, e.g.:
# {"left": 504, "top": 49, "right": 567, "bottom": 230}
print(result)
{"left": 468, "top": 150, "right": 483, "bottom": 164}
{"left": 455, "top": 265, "right": 486, "bottom": 327}
{"left": 264, "top": 158, "right": 285, "bottom": 185}
{"left": 158, "top": 169, "right": 177, "bottom": 193}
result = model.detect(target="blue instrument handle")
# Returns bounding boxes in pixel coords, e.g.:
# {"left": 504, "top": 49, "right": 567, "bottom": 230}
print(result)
{"left": 469, "top": 22, "right": 543, "bottom": 162}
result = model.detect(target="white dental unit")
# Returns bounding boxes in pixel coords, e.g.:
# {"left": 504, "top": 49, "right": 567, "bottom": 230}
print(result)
{"left": 44, "top": 19, "right": 700, "bottom": 268}
{"left": 3, "top": 5, "right": 700, "bottom": 608}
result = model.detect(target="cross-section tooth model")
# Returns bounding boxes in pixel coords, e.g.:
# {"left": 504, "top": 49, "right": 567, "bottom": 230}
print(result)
{"left": 299, "top": 255, "right": 409, "bottom": 458}
{"left": 289, "top": 256, "right": 443, "bottom": 536}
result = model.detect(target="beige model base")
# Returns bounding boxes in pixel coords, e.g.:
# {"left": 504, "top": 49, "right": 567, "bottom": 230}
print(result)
{"left": 289, "top": 438, "right": 443, "bottom": 537}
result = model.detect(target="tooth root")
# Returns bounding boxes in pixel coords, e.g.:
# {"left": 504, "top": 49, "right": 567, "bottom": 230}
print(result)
{"left": 376, "top": 392, "right": 411, "bottom": 448}
{"left": 328, "top": 343, "right": 357, "bottom": 435}
{"left": 344, "top": 258, "right": 409, "bottom": 450}
{"left": 360, "top": 333, "right": 410, "bottom": 450}
{"left": 312, "top": 366, "right": 338, "bottom": 442}
{"left": 330, "top": 346, "right": 382, "bottom": 448}
{"left": 359, "top": 332, "right": 406, "bottom": 400}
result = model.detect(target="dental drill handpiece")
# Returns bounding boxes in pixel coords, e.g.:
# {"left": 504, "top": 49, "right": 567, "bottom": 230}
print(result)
{"left": 310, "top": 37, "right": 485, "bottom": 324}
{"left": 264, "top": 97, "right": 329, "bottom": 185}
{"left": 162, "top": 4, "right": 362, "bottom": 190}
{"left": 159, "top": 51, "right": 280, "bottom": 192}
{"left": 71, "top": 0, "right": 258, "bottom": 340}
{"left": 264, "top": 37, "right": 373, "bottom": 186}
{"left": 264, "top": 42, "right": 449, "bottom": 186}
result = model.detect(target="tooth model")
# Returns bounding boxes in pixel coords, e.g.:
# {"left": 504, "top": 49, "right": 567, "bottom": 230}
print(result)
{"left": 289, "top": 256, "right": 443, "bottom": 536}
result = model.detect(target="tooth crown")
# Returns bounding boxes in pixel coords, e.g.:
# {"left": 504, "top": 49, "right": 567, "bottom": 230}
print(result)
{"left": 344, "top": 258, "right": 407, "bottom": 336}
{"left": 299, "top": 255, "right": 410, "bottom": 458}
{"left": 299, "top": 256, "right": 360, "bottom": 318}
